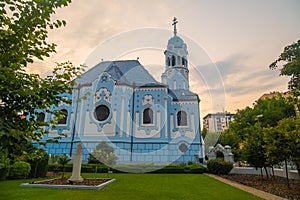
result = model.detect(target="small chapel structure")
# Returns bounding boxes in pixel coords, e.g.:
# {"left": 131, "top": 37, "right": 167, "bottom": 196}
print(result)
{"left": 38, "top": 18, "right": 205, "bottom": 164}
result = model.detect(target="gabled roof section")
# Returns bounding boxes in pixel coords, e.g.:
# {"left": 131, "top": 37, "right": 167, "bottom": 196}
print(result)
{"left": 75, "top": 60, "right": 158, "bottom": 86}
{"left": 169, "top": 89, "right": 199, "bottom": 102}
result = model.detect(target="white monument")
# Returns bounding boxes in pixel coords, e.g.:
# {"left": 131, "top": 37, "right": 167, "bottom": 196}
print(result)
{"left": 69, "top": 142, "right": 84, "bottom": 182}
{"left": 207, "top": 144, "right": 234, "bottom": 162}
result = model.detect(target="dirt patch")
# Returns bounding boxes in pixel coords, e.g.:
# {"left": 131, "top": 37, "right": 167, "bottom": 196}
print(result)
{"left": 34, "top": 178, "right": 110, "bottom": 186}
{"left": 220, "top": 174, "right": 300, "bottom": 200}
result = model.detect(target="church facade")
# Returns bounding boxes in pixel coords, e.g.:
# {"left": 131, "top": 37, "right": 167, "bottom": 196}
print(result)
{"left": 39, "top": 19, "right": 205, "bottom": 164}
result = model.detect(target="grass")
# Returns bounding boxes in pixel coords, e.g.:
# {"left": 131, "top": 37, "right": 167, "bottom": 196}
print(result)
{"left": 0, "top": 173, "right": 262, "bottom": 200}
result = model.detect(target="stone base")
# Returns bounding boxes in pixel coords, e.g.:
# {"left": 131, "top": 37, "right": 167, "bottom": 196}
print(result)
{"left": 20, "top": 178, "right": 115, "bottom": 190}
{"left": 68, "top": 177, "right": 84, "bottom": 183}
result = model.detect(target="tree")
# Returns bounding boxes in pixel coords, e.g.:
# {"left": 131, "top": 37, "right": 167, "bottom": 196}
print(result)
{"left": 90, "top": 141, "right": 118, "bottom": 167}
{"left": 270, "top": 39, "right": 300, "bottom": 97}
{"left": 201, "top": 127, "right": 208, "bottom": 139}
{"left": 57, "top": 153, "right": 71, "bottom": 178}
{"left": 22, "top": 145, "right": 49, "bottom": 178}
{"left": 218, "top": 129, "right": 242, "bottom": 161}
{"left": 225, "top": 95, "right": 295, "bottom": 166}
{"left": 270, "top": 39, "right": 300, "bottom": 119}
{"left": 0, "top": 0, "right": 84, "bottom": 161}
{"left": 264, "top": 118, "right": 300, "bottom": 187}
{"left": 242, "top": 124, "right": 269, "bottom": 177}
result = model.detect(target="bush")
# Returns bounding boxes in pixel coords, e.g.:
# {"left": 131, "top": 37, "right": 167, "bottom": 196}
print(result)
{"left": 9, "top": 161, "right": 31, "bottom": 179}
{"left": 0, "top": 155, "right": 10, "bottom": 179}
{"left": 0, "top": 163, "right": 8, "bottom": 179}
{"left": 184, "top": 164, "right": 207, "bottom": 174}
{"left": 47, "top": 163, "right": 208, "bottom": 174}
{"left": 26, "top": 150, "right": 49, "bottom": 178}
{"left": 207, "top": 159, "right": 233, "bottom": 175}
{"left": 151, "top": 164, "right": 207, "bottom": 174}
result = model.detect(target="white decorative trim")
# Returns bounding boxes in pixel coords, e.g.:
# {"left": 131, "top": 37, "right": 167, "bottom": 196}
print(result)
{"left": 164, "top": 97, "right": 168, "bottom": 138}
{"left": 142, "top": 94, "right": 154, "bottom": 105}
{"left": 137, "top": 88, "right": 166, "bottom": 92}
{"left": 126, "top": 111, "right": 130, "bottom": 137}
{"left": 119, "top": 96, "right": 125, "bottom": 137}
{"left": 95, "top": 88, "right": 111, "bottom": 103}
{"left": 171, "top": 101, "right": 198, "bottom": 105}
{"left": 58, "top": 97, "right": 70, "bottom": 107}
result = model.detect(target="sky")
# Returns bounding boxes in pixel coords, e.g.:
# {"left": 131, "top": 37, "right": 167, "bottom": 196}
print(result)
{"left": 28, "top": 0, "right": 300, "bottom": 118}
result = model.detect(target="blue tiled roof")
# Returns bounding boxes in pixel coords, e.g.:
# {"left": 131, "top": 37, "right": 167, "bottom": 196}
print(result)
{"left": 75, "top": 60, "right": 158, "bottom": 86}
{"left": 169, "top": 89, "right": 199, "bottom": 101}
{"left": 168, "top": 35, "right": 184, "bottom": 48}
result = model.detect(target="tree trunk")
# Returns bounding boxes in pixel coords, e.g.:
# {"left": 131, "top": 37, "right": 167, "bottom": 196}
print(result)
{"left": 264, "top": 167, "right": 269, "bottom": 179}
{"left": 271, "top": 166, "right": 275, "bottom": 178}
{"left": 34, "top": 162, "right": 38, "bottom": 178}
{"left": 284, "top": 159, "right": 290, "bottom": 188}
{"left": 62, "top": 165, "right": 65, "bottom": 178}
{"left": 296, "top": 162, "right": 300, "bottom": 179}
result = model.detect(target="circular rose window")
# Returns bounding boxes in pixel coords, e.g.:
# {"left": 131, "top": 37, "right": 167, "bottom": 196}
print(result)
{"left": 94, "top": 105, "right": 110, "bottom": 121}
{"left": 179, "top": 143, "right": 188, "bottom": 153}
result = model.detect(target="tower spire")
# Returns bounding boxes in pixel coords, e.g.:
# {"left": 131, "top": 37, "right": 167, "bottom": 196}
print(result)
{"left": 172, "top": 17, "right": 178, "bottom": 36}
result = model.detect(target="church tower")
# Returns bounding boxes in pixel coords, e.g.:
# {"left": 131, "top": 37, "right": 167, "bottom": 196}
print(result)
{"left": 162, "top": 17, "right": 189, "bottom": 90}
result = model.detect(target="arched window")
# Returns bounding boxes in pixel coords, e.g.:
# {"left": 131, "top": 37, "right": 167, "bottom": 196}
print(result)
{"left": 167, "top": 57, "right": 170, "bottom": 66}
{"left": 37, "top": 112, "right": 45, "bottom": 122}
{"left": 171, "top": 55, "right": 176, "bottom": 66}
{"left": 58, "top": 109, "right": 68, "bottom": 125}
{"left": 143, "top": 108, "right": 153, "bottom": 124}
{"left": 177, "top": 111, "right": 187, "bottom": 126}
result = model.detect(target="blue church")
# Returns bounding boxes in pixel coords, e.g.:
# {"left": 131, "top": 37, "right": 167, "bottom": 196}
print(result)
{"left": 40, "top": 18, "right": 205, "bottom": 164}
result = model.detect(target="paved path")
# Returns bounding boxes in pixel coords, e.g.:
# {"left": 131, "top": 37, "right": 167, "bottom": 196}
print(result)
{"left": 205, "top": 174, "right": 288, "bottom": 200}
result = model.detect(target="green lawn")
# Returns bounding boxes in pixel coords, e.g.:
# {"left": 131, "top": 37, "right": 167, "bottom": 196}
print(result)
{"left": 0, "top": 173, "right": 262, "bottom": 200}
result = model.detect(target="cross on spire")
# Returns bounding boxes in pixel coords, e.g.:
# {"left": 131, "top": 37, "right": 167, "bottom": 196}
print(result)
{"left": 172, "top": 17, "right": 178, "bottom": 36}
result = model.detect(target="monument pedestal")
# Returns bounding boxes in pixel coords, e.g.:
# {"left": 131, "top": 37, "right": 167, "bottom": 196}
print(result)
{"left": 69, "top": 142, "right": 84, "bottom": 182}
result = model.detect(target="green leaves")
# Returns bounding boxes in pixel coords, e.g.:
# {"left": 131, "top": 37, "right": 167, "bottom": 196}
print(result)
{"left": 223, "top": 95, "right": 298, "bottom": 168}
{"left": 90, "top": 142, "right": 118, "bottom": 166}
{"left": 0, "top": 0, "right": 79, "bottom": 162}
{"left": 270, "top": 39, "right": 300, "bottom": 96}
{"left": 264, "top": 118, "right": 300, "bottom": 164}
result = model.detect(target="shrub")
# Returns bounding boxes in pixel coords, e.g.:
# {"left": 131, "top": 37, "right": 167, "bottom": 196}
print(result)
{"left": 207, "top": 159, "right": 233, "bottom": 175}
{"left": 184, "top": 164, "right": 207, "bottom": 174}
{"left": 0, "top": 155, "right": 10, "bottom": 179}
{"left": 57, "top": 153, "right": 71, "bottom": 178}
{"left": 25, "top": 149, "right": 49, "bottom": 178}
{"left": 9, "top": 161, "right": 31, "bottom": 179}
{"left": 0, "top": 163, "right": 8, "bottom": 179}
{"left": 187, "top": 161, "right": 194, "bottom": 165}
{"left": 48, "top": 163, "right": 73, "bottom": 173}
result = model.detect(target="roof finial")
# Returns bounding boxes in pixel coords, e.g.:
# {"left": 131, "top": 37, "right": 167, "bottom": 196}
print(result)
{"left": 172, "top": 17, "right": 178, "bottom": 36}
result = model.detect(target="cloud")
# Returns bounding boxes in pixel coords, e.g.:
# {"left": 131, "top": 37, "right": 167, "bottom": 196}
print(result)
{"left": 25, "top": 0, "right": 296, "bottom": 116}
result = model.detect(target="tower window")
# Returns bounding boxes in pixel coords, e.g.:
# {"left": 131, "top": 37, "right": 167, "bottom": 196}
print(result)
{"left": 167, "top": 57, "right": 170, "bottom": 66}
{"left": 143, "top": 108, "right": 153, "bottom": 124}
{"left": 177, "top": 110, "right": 187, "bottom": 126}
{"left": 58, "top": 109, "right": 68, "bottom": 125}
{"left": 171, "top": 56, "right": 176, "bottom": 66}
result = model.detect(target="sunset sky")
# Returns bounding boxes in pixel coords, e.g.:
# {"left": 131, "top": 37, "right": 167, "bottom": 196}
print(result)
{"left": 29, "top": 0, "right": 300, "bottom": 118}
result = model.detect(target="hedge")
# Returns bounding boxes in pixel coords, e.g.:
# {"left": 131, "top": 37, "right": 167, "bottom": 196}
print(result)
{"left": 48, "top": 163, "right": 207, "bottom": 174}
{"left": 206, "top": 159, "right": 233, "bottom": 175}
